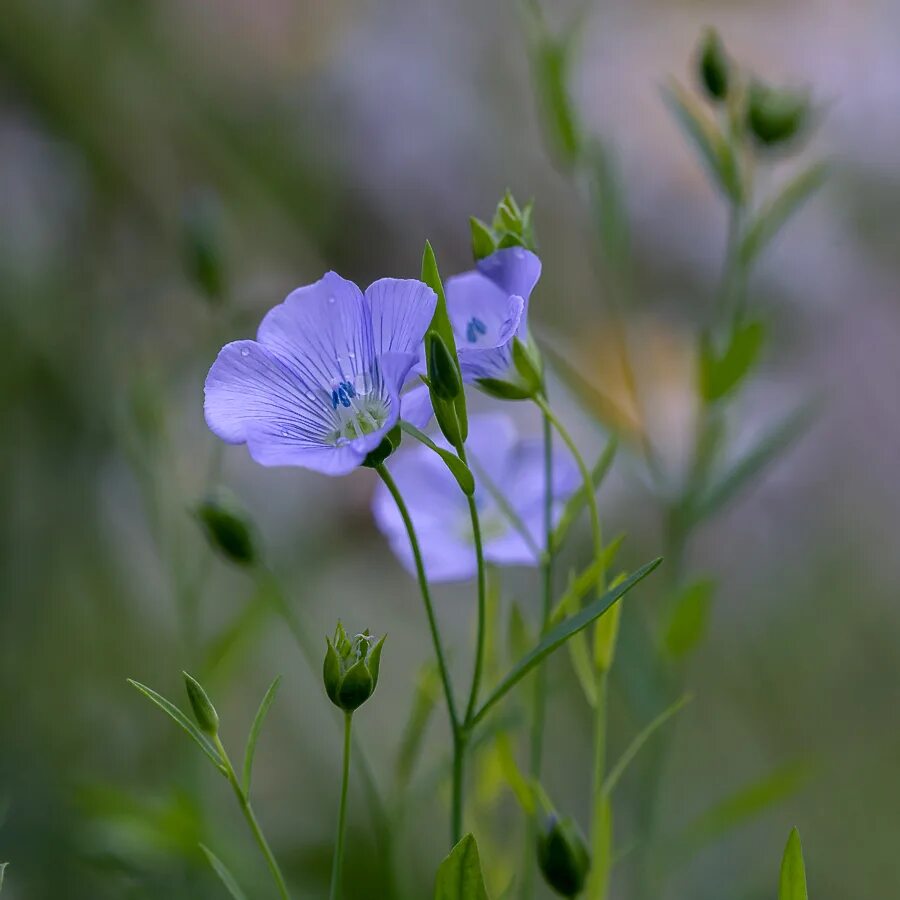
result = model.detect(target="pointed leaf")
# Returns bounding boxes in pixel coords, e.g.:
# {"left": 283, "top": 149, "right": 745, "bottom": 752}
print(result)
{"left": 688, "top": 403, "right": 817, "bottom": 525}
{"left": 663, "top": 81, "right": 742, "bottom": 202}
{"left": 470, "top": 217, "right": 497, "bottom": 261}
{"left": 700, "top": 321, "right": 766, "bottom": 403}
{"left": 551, "top": 437, "right": 617, "bottom": 553}
{"left": 472, "top": 559, "right": 662, "bottom": 725}
{"left": 242, "top": 675, "right": 282, "bottom": 797}
{"left": 200, "top": 844, "right": 249, "bottom": 900}
{"left": 664, "top": 580, "right": 715, "bottom": 659}
{"left": 128, "top": 679, "right": 224, "bottom": 772}
{"left": 779, "top": 828, "right": 808, "bottom": 900}
{"left": 603, "top": 694, "right": 692, "bottom": 795}
{"left": 434, "top": 833, "right": 490, "bottom": 900}
{"left": 400, "top": 421, "right": 475, "bottom": 495}
{"left": 548, "top": 536, "right": 625, "bottom": 627}
{"left": 741, "top": 163, "right": 828, "bottom": 268}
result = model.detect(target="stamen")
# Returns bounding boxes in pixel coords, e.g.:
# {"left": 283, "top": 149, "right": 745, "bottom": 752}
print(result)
{"left": 466, "top": 317, "right": 487, "bottom": 344}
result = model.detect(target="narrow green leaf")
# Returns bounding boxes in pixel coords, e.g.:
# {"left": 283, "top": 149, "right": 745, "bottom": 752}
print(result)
{"left": 741, "top": 162, "right": 828, "bottom": 268}
{"left": 700, "top": 321, "right": 766, "bottom": 403}
{"left": 400, "top": 421, "right": 475, "bottom": 495}
{"left": 395, "top": 661, "right": 442, "bottom": 790}
{"left": 663, "top": 81, "right": 742, "bottom": 202}
{"left": 495, "top": 731, "right": 536, "bottom": 815}
{"left": 530, "top": 33, "right": 581, "bottom": 168}
{"left": 603, "top": 694, "right": 692, "bottom": 796}
{"left": 779, "top": 828, "right": 808, "bottom": 900}
{"left": 434, "top": 833, "right": 490, "bottom": 900}
{"left": 551, "top": 437, "right": 617, "bottom": 553}
{"left": 688, "top": 403, "right": 817, "bottom": 524}
{"left": 200, "top": 844, "right": 249, "bottom": 900}
{"left": 472, "top": 559, "right": 661, "bottom": 725}
{"left": 548, "top": 536, "right": 625, "bottom": 627}
{"left": 664, "top": 580, "right": 715, "bottom": 659}
{"left": 507, "top": 601, "right": 533, "bottom": 664}
{"left": 242, "top": 675, "right": 282, "bottom": 797}
{"left": 476, "top": 377, "right": 534, "bottom": 401}
{"left": 127, "top": 679, "right": 225, "bottom": 772}
{"left": 666, "top": 763, "right": 811, "bottom": 868}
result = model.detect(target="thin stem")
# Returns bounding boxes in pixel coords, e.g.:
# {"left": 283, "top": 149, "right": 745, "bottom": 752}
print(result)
{"left": 460, "top": 444, "right": 489, "bottom": 727}
{"left": 213, "top": 735, "right": 290, "bottom": 900}
{"left": 522, "top": 412, "right": 555, "bottom": 900}
{"left": 329, "top": 713, "right": 354, "bottom": 900}
{"left": 534, "top": 396, "right": 605, "bottom": 594}
{"left": 376, "top": 464, "right": 463, "bottom": 847}
{"left": 586, "top": 670, "right": 610, "bottom": 900}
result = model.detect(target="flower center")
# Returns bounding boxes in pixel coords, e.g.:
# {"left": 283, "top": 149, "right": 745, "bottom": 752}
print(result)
{"left": 465, "top": 316, "right": 488, "bottom": 344}
{"left": 325, "top": 379, "right": 388, "bottom": 445}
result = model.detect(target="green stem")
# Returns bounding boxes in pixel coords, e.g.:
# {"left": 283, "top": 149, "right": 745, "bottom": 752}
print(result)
{"left": 534, "top": 396, "right": 605, "bottom": 593}
{"left": 376, "top": 464, "right": 463, "bottom": 846}
{"left": 329, "top": 713, "right": 354, "bottom": 900}
{"left": 213, "top": 735, "right": 290, "bottom": 900}
{"left": 460, "top": 444, "right": 489, "bottom": 727}
{"left": 586, "top": 670, "right": 610, "bottom": 900}
{"left": 522, "top": 412, "right": 555, "bottom": 900}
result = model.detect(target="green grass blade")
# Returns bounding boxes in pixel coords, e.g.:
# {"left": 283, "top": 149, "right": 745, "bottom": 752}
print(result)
{"left": 242, "top": 675, "right": 282, "bottom": 797}
{"left": 434, "top": 833, "right": 490, "bottom": 900}
{"left": 779, "top": 828, "right": 808, "bottom": 900}
{"left": 127, "top": 679, "right": 224, "bottom": 772}
{"left": 200, "top": 844, "right": 249, "bottom": 900}
{"left": 472, "top": 559, "right": 661, "bottom": 726}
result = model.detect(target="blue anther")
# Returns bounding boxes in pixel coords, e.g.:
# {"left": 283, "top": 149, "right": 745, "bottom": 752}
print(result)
{"left": 466, "top": 317, "right": 487, "bottom": 344}
{"left": 338, "top": 387, "right": 351, "bottom": 408}
{"left": 331, "top": 389, "right": 339, "bottom": 410}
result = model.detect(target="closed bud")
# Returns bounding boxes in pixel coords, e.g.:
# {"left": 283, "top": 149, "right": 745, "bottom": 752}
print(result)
{"left": 746, "top": 81, "right": 810, "bottom": 146}
{"left": 537, "top": 813, "right": 591, "bottom": 898}
{"left": 697, "top": 28, "right": 730, "bottom": 101}
{"left": 470, "top": 216, "right": 497, "bottom": 262}
{"left": 183, "top": 671, "right": 219, "bottom": 736}
{"left": 427, "top": 331, "right": 462, "bottom": 401}
{"left": 323, "top": 623, "right": 385, "bottom": 713}
{"left": 194, "top": 489, "right": 258, "bottom": 567}
{"left": 489, "top": 191, "right": 537, "bottom": 252}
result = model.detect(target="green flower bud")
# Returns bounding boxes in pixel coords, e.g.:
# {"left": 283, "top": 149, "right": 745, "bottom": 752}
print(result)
{"left": 697, "top": 28, "right": 731, "bottom": 101}
{"left": 746, "top": 81, "right": 810, "bottom": 146}
{"left": 427, "top": 331, "right": 462, "bottom": 401}
{"left": 489, "top": 191, "right": 537, "bottom": 252}
{"left": 537, "top": 813, "right": 591, "bottom": 898}
{"left": 183, "top": 671, "right": 219, "bottom": 736}
{"left": 194, "top": 489, "right": 258, "bottom": 567}
{"left": 470, "top": 216, "right": 497, "bottom": 262}
{"left": 323, "top": 624, "right": 385, "bottom": 713}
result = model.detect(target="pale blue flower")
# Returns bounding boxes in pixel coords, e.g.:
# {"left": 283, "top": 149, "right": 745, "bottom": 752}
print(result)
{"left": 205, "top": 273, "right": 436, "bottom": 475}
{"left": 372, "top": 413, "right": 578, "bottom": 582}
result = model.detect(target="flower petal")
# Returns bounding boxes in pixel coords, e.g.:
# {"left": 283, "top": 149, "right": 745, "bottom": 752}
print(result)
{"left": 244, "top": 424, "right": 369, "bottom": 474}
{"left": 257, "top": 272, "right": 377, "bottom": 395}
{"left": 444, "top": 271, "right": 525, "bottom": 352}
{"left": 366, "top": 278, "right": 437, "bottom": 357}
{"left": 204, "top": 340, "right": 335, "bottom": 446}
{"left": 399, "top": 382, "right": 434, "bottom": 429}
{"left": 476, "top": 247, "right": 542, "bottom": 304}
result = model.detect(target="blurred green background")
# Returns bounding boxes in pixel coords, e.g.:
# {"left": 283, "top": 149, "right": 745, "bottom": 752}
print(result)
{"left": 2, "top": 0, "right": 899, "bottom": 897}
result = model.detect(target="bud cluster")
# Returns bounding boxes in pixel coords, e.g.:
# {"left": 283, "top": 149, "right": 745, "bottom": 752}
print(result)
{"left": 469, "top": 191, "right": 536, "bottom": 262}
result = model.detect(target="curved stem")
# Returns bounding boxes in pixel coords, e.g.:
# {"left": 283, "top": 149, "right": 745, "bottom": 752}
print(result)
{"left": 522, "top": 412, "right": 555, "bottom": 900}
{"left": 329, "top": 713, "right": 354, "bottom": 900}
{"left": 459, "top": 444, "right": 489, "bottom": 727}
{"left": 534, "top": 396, "right": 605, "bottom": 594}
{"left": 376, "top": 463, "right": 463, "bottom": 847}
{"left": 213, "top": 735, "right": 290, "bottom": 900}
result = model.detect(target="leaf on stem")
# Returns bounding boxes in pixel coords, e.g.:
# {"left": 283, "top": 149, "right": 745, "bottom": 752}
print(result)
{"left": 664, "top": 762, "right": 812, "bottom": 870}
{"left": 662, "top": 80, "right": 742, "bottom": 202}
{"left": 242, "top": 675, "right": 282, "bottom": 797}
{"left": 779, "top": 828, "right": 809, "bottom": 900}
{"left": 434, "top": 833, "right": 490, "bottom": 900}
{"left": 687, "top": 402, "right": 817, "bottom": 525}
{"left": 699, "top": 321, "right": 766, "bottom": 403}
{"left": 603, "top": 694, "right": 692, "bottom": 796}
{"left": 548, "top": 536, "right": 625, "bottom": 628}
{"left": 200, "top": 844, "right": 249, "bottom": 900}
{"left": 127, "top": 679, "right": 225, "bottom": 773}
{"left": 740, "top": 162, "right": 829, "bottom": 268}
{"left": 551, "top": 437, "right": 618, "bottom": 554}
{"left": 472, "top": 559, "right": 662, "bottom": 726}
{"left": 400, "top": 421, "right": 475, "bottom": 496}
{"left": 664, "top": 580, "right": 716, "bottom": 659}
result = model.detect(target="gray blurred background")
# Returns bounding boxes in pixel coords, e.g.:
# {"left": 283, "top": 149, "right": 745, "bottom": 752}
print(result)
{"left": 1, "top": 0, "right": 899, "bottom": 897}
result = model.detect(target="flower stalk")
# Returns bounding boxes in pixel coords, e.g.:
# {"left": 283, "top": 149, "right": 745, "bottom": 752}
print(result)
{"left": 329, "top": 712, "right": 354, "bottom": 900}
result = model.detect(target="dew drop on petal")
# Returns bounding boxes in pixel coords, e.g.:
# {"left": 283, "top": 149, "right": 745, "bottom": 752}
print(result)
{"left": 305, "top": 391, "right": 315, "bottom": 400}
{"left": 328, "top": 296, "right": 336, "bottom": 304}
{"left": 240, "top": 348, "right": 250, "bottom": 357}
{"left": 348, "top": 351, "right": 356, "bottom": 359}
{"left": 514, "top": 248, "right": 525, "bottom": 259}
